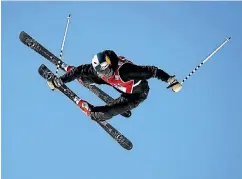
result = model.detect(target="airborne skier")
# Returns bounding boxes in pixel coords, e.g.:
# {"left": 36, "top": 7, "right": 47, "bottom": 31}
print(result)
{"left": 47, "top": 50, "right": 182, "bottom": 121}
{"left": 19, "top": 29, "right": 231, "bottom": 150}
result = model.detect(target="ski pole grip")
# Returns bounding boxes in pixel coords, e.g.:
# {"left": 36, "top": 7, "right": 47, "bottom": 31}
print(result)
{"left": 166, "top": 81, "right": 179, "bottom": 89}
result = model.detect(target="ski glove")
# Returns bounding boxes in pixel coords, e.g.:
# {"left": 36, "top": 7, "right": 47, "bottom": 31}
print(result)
{"left": 47, "top": 77, "right": 64, "bottom": 91}
{"left": 167, "top": 75, "right": 183, "bottom": 92}
{"left": 154, "top": 69, "right": 182, "bottom": 92}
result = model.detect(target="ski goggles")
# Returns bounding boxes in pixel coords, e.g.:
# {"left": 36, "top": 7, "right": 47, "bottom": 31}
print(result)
{"left": 95, "top": 62, "right": 113, "bottom": 78}
{"left": 94, "top": 53, "right": 112, "bottom": 72}
{"left": 94, "top": 61, "right": 109, "bottom": 72}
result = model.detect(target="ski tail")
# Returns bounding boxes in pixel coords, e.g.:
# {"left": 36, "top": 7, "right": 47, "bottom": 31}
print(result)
{"left": 98, "top": 121, "right": 133, "bottom": 150}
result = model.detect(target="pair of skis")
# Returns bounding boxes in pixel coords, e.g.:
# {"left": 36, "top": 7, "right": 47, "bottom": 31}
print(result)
{"left": 19, "top": 31, "right": 133, "bottom": 150}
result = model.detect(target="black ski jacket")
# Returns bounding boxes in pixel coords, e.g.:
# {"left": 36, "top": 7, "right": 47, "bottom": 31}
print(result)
{"left": 60, "top": 50, "right": 170, "bottom": 95}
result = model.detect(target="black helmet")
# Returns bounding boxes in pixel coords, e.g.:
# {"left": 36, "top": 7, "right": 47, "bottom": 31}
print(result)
{"left": 91, "top": 51, "right": 114, "bottom": 78}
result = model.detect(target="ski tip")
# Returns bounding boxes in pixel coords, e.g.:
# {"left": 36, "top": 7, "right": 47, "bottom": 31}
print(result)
{"left": 38, "top": 64, "right": 54, "bottom": 80}
{"left": 19, "top": 31, "right": 25, "bottom": 39}
{"left": 19, "top": 31, "right": 28, "bottom": 42}
{"left": 19, "top": 31, "right": 26, "bottom": 36}
{"left": 38, "top": 64, "right": 47, "bottom": 74}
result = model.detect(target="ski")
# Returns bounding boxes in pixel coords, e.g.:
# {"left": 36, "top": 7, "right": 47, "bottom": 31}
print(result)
{"left": 38, "top": 64, "right": 133, "bottom": 150}
{"left": 19, "top": 31, "right": 131, "bottom": 118}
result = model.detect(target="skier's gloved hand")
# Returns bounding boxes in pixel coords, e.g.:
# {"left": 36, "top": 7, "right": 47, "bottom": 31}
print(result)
{"left": 47, "top": 77, "right": 63, "bottom": 91}
{"left": 167, "top": 75, "right": 182, "bottom": 92}
{"left": 154, "top": 69, "right": 182, "bottom": 92}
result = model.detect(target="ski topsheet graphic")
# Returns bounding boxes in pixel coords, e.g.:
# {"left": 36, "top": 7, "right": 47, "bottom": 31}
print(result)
{"left": 38, "top": 64, "right": 133, "bottom": 150}
{"left": 19, "top": 31, "right": 132, "bottom": 118}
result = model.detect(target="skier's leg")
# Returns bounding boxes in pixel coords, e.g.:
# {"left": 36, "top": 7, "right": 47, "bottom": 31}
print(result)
{"left": 90, "top": 87, "right": 149, "bottom": 121}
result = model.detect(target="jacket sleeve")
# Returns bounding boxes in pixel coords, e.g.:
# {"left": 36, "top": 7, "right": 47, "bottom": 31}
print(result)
{"left": 60, "top": 64, "right": 95, "bottom": 83}
{"left": 119, "top": 63, "right": 170, "bottom": 82}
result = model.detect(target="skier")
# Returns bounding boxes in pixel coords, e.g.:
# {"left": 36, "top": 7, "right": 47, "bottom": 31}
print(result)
{"left": 47, "top": 50, "right": 182, "bottom": 121}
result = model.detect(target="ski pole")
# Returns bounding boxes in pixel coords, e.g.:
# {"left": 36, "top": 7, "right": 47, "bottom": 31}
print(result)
{"left": 56, "top": 13, "right": 71, "bottom": 75}
{"left": 181, "top": 37, "right": 231, "bottom": 84}
{"left": 167, "top": 37, "right": 231, "bottom": 89}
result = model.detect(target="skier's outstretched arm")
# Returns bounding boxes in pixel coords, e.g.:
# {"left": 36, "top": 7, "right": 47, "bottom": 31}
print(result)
{"left": 60, "top": 64, "right": 94, "bottom": 83}
{"left": 119, "top": 63, "right": 170, "bottom": 82}
{"left": 119, "top": 63, "right": 182, "bottom": 92}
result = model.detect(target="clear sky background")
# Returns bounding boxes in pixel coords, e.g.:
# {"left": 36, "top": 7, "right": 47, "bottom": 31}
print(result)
{"left": 2, "top": 2, "right": 242, "bottom": 179}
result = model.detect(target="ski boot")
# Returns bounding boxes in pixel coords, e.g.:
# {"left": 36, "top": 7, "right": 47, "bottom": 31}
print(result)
{"left": 77, "top": 100, "right": 94, "bottom": 116}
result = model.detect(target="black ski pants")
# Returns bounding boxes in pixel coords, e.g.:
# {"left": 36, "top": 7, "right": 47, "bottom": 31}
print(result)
{"left": 90, "top": 86, "right": 149, "bottom": 121}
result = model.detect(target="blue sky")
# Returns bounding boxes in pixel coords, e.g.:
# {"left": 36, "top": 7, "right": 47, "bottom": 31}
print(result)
{"left": 2, "top": 2, "right": 242, "bottom": 179}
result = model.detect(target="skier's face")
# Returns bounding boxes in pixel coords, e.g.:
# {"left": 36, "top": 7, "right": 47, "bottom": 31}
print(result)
{"left": 92, "top": 53, "right": 114, "bottom": 78}
{"left": 96, "top": 62, "right": 114, "bottom": 78}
